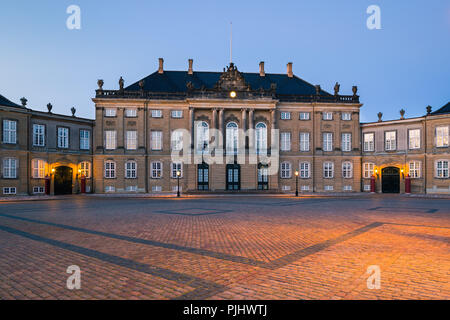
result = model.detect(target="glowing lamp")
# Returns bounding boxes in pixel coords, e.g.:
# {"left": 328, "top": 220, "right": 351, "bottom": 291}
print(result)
{"left": 230, "top": 91, "right": 236, "bottom": 98}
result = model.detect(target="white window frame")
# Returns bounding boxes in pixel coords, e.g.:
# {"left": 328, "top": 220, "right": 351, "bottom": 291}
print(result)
{"left": 280, "top": 132, "right": 291, "bottom": 151}
{"left": 341, "top": 112, "right": 352, "bottom": 121}
{"left": 33, "top": 186, "right": 45, "bottom": 194}
{"left": 363, "top": 162, "right": 375, "bottom": 179}
{"left": 32, "top": 159, "right": 46, "bottom": 178}
{"left": 323, "top": 133, "right": 333, "bottom": 152}
{"left": 105, "top": 130, "right": 117, "bottom": 150}
{"left": 151, "top": 161, "right": 163, "bottom": 179}
{"left": 105, "top": 108, "right": 116, "bottom": 117}
{"left": 151, "top": 110, "right": 162, "bottom": 118}
{"left": 125, "top": 108, "right": 137, "bottom": 117}
{"left": 171, "top": 162, "right": 183, "bottom": 178}
{"left": 323, "top": 112, "right": 333, "bottom": 120}
{"left": 299, "top": 162, "right": 310, "bottom": 179}
{"left": 33, "top": 124, "right": 45, "bottom": 147}
{"left": 3, "top": 158, "right": 17, "bottom": 178}
{"left": 126, "top": 130, "right": 137, "bottom": 150}
{"left": 436, "top": 126, "right": 449, "bottom": 147}
{"left": 151, "top": 131, "right": 162, "bottom": 151}
{"left": 280, "top": 112, "right": 291, "bottom": 120}
{"left": 435, "top": 160, "right": 449, "bottom": 178}
{"left": 408, "top": 161, "right": 421, "bottom": 178}
{"left": 125, "top": 161, "right": 137, "bottom": 179}
{"left": 196, "top": 121, "right": 209, "bottom": 152}
{"left": 323, "top": 162, "right": 334, "bottom": 179}
{"left": 363, "top": 133, "right": 374, "bottom": 152}
{"left": 342, "top": 161, "right": 353, "bottom": 178}
{"left": 171, "top": 130, "right": 183, "bottom": 151}
{"left": 226, "top": 122, "right": 239, "bottom": 154}
{"left": 104, "top": 161, "right": 116, "bottom": 179}
{"left": 3, "top": 187, "right": 16, "bottom": 195}
{"left": 299, "top": 112, "right": 310, "bottom": 120}
{"left": 171, "top": 110, "right": 183, "bottom": 118}
{"left": 80, "top": 129, "right": 90, "bottom": 150}
{"left": 79, "top": 161, "right": 91, "bottom": 178}
{"left": 255, "top": 122, "right": 267, "bottom": 154}
{"left": 342, "top": 133, "right": 352, "bottom": 152}
{"left": 408, "top": 129, "right": 421, "bottom": 150}
{"left": 57, "top": 127, "right": 69, "bottom": 149}
{"left": 299, "top": 132, "right": 310, "bottom": 152}
{"left": 2, "top": 120, "right": 17, "bottom": 144}
{"left": 385, "top": 131, "right": 397, "bottom": 151}
{"left": 280, "top": 162, "right": 292, "bottom": 179}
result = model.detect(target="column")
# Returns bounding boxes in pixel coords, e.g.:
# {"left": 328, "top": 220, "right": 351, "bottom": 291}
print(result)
{"left": 248, "top": 109, "right": 254, "bottom": 150}
{"left": 218, "top": 108, "right": 224, "bottom": 149}
{"left": 241, "top": 108, "right": 247, "bottom": 150}
{"left": 189, "top": 107, "right": 194, "bottom": 149}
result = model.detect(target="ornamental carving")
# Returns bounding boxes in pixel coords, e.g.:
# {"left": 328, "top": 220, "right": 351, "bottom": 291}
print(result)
{"left": 214, "top": 63, "right": 250, "bottom": 91}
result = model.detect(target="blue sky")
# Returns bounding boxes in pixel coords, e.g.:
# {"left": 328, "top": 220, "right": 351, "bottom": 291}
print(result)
{"left": 1, "top": 0, "right": 449, "bottom": 121}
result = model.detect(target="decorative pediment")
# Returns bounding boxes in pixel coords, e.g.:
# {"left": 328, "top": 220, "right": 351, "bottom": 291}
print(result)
{"left": 214, "top": 63, "right": 251, "bottom": 91}
{"left": 225, "top": 114, "right": 240, "bottom": 124}
{"left": 195, "top": 114, "right": 210, "bottom": 123}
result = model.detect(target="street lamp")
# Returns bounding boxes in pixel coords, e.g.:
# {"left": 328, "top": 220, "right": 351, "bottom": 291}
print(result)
{"left": 176, "top": 170, "right": 181, "bottom": 197}
{"left": 295, "top": 170, "right": 299, "bottom": 197}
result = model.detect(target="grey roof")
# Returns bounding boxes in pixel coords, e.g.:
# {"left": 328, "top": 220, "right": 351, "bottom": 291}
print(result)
{"left": 0, "top": 94, "right": 22, "bottom": 108}
{"left": 431, "top": 102, "right": 450, "bottom": 115}
{"left": 125, "top": 70, "right": 331, "bottom": 96}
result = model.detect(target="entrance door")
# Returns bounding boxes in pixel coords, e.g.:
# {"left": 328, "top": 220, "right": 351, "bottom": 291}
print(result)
{"left": 54, "top": 166, "right": 73, "bottom": 195}
{"left": 197, "top": 163, "right": 209, "bottom": 190}
{"left": 382, "top": 167, "right": 400, "bottom": 193}
{"left": 257, "top": 163, "right": 269, "bottom": 190}
{"left": 226, "top": 164, "right": 240, "bottom": 190}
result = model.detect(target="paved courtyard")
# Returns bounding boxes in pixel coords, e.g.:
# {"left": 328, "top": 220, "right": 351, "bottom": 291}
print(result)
{"left": 0, "top": 194, "right": 449, "bottom": 300}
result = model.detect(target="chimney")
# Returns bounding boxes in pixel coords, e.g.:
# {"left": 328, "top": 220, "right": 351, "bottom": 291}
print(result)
{"left": 158, "top": 58, "right": 164, "bottom": 74}
{"left": 259, "top": 61, "right": 265, "bottom": 77}
{"left": 188, "top": 59, "right": 193, "bottom": 75}
{"left": 287, "top": 62, "right": 293, "bottom": 78}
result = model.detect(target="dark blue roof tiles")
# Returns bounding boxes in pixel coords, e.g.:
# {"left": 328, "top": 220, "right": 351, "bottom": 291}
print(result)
{"left": 431, "top": 102, "right": 450, "bottom": 115}
{"left": 0, "top": 94, "right": 22, "bottom": 108}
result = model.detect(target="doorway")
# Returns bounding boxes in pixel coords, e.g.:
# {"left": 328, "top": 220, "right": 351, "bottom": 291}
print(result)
{"left": 54, "top": 166, "right": 73, "bottom": 195}
{"left": 382, "top": 167, "right": 400, "bottom": 193}
{"left": 226, "top": 164, "right": 240, "bottom": 190}
{"left": 257, "top": 163, "right": 269, "bottom": 190}
{"left": 197, "top": 163, "right": 209, "bottom": 190}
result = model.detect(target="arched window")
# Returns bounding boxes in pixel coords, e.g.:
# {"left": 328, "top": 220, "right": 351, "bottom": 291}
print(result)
{"left": 104, "top": 160, "right": 116, "bottom": 179}
{"left": 196, "top": 121, "right": 209, "bottom": 151}
{"left": 226, "top": 122, "right": 238, "bottom": 154}
{"left": 125, "top": 161, "right": 137, "bottom": 179}
{"left": 79, "top": 161, "right": 91, "bottom": 178}
{"left": 255, "top": 122, "right": 267, "bottom": 154}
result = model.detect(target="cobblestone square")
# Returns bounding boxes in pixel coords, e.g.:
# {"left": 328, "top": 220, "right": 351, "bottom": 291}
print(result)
{"left": 0, "top": 194, "right": 448, "bottom": 300}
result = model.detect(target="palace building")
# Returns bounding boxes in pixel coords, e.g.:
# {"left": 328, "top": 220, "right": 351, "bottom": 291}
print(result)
{"left": 1, "top": 59, "right": 449, "bottom": 195}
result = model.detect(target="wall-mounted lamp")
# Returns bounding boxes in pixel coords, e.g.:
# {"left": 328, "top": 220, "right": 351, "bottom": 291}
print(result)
{"left": 374, "top": 168, "right": 379, "bottom": 178}
{"left": 51, "top": 168, "right": 55, "bottom": 175}
{"left": 401, "top": 168, "right": 405, "bottom": 179}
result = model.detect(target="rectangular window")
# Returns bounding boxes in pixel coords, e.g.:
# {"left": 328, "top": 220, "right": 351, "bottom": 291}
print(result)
{"left": 280, "top": 112, "right": 291, "bottom": 120}
{"left": 104, "top": 161, "right": 116, "bottom": 178}
{"left": 301, "top": 185, "right": 310, "bottom": 191}
{"left": 299, "top": 112, "right": 310, "bottom": 120}
{"left": 436, "top": 126, "right": 449, "bottom": 147}
{"left": 324, "top": 185, "right": 334, "bottom": 191}
{"left": 436, "top": 160, "right": 449, "bottom": 178}
{"left": 363, "top": 163, "right": 375, "bottom": 178}
{"left": 80, "top": 130, "right": 90, "bottom": 150}
{"left": 126, "top": 131, "right": 137, "bottom": 150}
{"left": 280, "top": 162, "right": 291, "bottom": 178}
{"left": 385, "top": 131, "right": 396, "bottom": 151}
{"left": 171, "top": 130, "right": 183, "bottom": 151}
{"left": 323, "top": 133, "right": 333, "bottom": 151}
{"left": 408, "top": 129, "right": 421, "bottom": 149}
{"left": 409, "top": 161, "right": 421, "bottom": 178}
{"left": 3, "top": 158, "right": 17, "bottom": 178}
{"left": 152, "top": 186, "right": 162, "bottom": 192}
{"left": 125, "top": 161, "right": 137, "bottom": 179}
{"left": 33, "top": 124, "right": 45, "bottom": 147}
{"left": 125, "top": 108, "right": 137, "bottom": 117}
{"left": 57, "top": 127, "right": 69, "bottom": 148}
{"left": 171, "top": 162, "right": 183, "bottom": 178}
{"left": 341, "top": 112, "right": 352, "bottom": 121}
{"left": 363, "top": 133, "right": 374, "bottom": 152}
{"left": 342, "top": 133, "right": 352, "bottom": 152}
{"left": 3, "top": 187, "right": 16, "bottom": 195}
{"left": 299, "top": 132, "right": 310, "bottom": 152}
{"left": 151, "top": 110, "right": 162, "bottom": 118}
{"left": 151, "top": 131, "right": 162, "bottom": 150}
{"left": 105, "top": 130, "right": 117, "bottom": 150}
{"left": 342, "top": 161, "right": 353, "bottom": 178}
{"left": 126, "top": 186, "right": 138, "bottom": 192}
{"left": 300, "top": 162, "right": 310, "bottom": 178}
{"left": 3, "top": 120, "right": 17, "bottom": 144}
{"left": 151, "top": 162, "right": 162, "bottom": 178}
{"left": 79, "top": 161, "right": 91, "bottom": 178}
{"left": 32, "top": 159, "right": 46, "bottom": 178}
{"left": 280, "top": 132, "right": 291, "bottom": 151}
{"left": 323, "top": 112, "right": 333, "bottom": 120}
{"left": 323, "top": 162, "right": 334, "bottom": 178}
{"left": 343, "top": 185, "right": 352, "bottom": 191}
{"left": 33, "top": 186, "right": 45, "bottom": 194}
{"left": 171, "top": 110, "right": 183, "bottom": 118}
{"left": 105, "top": 108, "right": 116, "bottom": 117}
{"left": 105, "top": 186, "right": 115, "bottom": 192}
